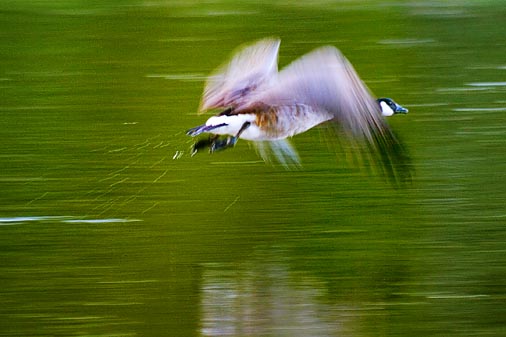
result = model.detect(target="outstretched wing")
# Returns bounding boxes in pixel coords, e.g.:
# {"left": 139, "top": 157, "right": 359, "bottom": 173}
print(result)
{"left": 199, "top": 37, "right": 280, "bottom": 113}
{"left": 256, "top": 46, "right": 411, "bottom": 183}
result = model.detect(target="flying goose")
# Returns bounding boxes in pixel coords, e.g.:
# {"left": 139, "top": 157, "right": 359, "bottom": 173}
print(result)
{"left": 187, "top": 38, "right": 410, "bottom": 182}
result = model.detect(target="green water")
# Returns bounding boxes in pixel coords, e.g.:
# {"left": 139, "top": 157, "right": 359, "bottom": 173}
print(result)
{"left": 1, "top": 1, "right": 505, "bottom": 336}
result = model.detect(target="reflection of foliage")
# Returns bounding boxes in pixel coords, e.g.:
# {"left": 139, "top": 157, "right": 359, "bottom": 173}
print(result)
{"left": 201, "top": 256, "right": 347, "bottom": 336}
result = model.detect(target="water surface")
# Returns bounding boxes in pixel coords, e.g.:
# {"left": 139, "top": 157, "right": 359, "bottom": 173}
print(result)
{"left": 1, "top": 1, "right": 505, "bottom": 336}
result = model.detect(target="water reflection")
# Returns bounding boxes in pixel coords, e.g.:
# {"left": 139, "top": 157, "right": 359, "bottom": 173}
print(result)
{"left": 201, "top": 250, "right": 345, "bottom": 337}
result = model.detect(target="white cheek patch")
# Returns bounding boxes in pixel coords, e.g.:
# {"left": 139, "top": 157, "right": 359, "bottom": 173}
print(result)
{"left": 380, "top": 101, "right": 394, "bottom": 117}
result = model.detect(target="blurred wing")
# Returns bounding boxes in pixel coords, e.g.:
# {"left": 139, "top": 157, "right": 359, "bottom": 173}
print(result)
{"left": 199, "top": 37, "right": 280, "bottom": 112}
{"left": 254, "top": 139, "right": 301, "bottom": 169}
{"left": 257, "top": 46, "right": 411, "bottom": 183}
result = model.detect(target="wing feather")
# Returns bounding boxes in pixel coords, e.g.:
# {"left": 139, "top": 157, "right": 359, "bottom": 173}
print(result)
{"left": 254, "top": 47, "right": 379, "bottom": 136}
{"left": 199, "top": 38, "right": 280, "bottom": 112}
{"left": 254, "top": 46, "right": 411, "bottom": 183}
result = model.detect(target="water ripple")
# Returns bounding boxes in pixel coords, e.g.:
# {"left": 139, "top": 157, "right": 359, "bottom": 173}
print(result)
{"left": 0, "top": 216, "right": 141, "bottom": 225}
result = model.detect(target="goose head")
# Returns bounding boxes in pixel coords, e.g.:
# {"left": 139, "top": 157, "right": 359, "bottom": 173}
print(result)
{"left": 377, "top": 98, "right": 408, "bottom": 117}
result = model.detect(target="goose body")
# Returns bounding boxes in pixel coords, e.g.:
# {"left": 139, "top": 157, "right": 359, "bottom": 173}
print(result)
{"left": 187, "top": 38, "right": 410, "bottom": 181}
{"left": 202, "top": 104, "right": 333, "bottom": 141}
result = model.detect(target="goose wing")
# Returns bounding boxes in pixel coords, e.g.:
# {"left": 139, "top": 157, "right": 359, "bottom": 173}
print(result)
{"left": 199, "top": 38, "right": 280, "bottom": 113}
{"left": 256, "top": 46, "right": 411, "bottom": 183}
{"left": 255, "top": 46, "right": 382, "bottom": 137}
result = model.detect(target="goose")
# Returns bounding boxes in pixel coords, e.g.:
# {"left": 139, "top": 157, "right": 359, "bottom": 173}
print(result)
{"left": 187, "top": 38, "right": 410, "bottom": 182}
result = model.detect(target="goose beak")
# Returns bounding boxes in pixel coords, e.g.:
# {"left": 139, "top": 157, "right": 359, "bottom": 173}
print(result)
{"left": 395, "top": 103, "right": 408, "bottom": 114}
